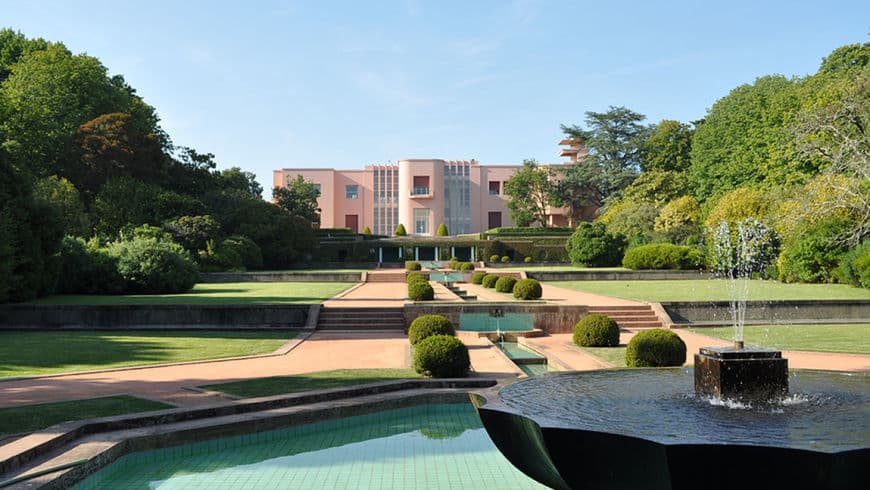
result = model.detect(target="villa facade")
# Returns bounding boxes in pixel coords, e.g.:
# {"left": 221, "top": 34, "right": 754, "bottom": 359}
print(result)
{"left": 273, "top": 140, "right": 587, "bottom": 236}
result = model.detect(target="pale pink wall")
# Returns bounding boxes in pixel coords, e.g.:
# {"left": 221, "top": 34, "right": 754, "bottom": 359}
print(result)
{"left": 477, "top": 166, "right": 517, "bottom": 229}
{"left": 398, "top": 159, "right": 445, "bottom": 236}
{"left": 275, "top": 169, "right": 337, "bottom": 228}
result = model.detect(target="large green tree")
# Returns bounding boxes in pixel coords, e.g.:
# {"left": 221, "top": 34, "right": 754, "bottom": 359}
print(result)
{"left": 0, "top": 29, "right": 50, "bottom": 82}
{"left": 273, "top": 175, "right": 321, "bottom": 225}
{"left": 642, "top": 120, "right": 693, "bottom": 172}
{"left": 503, "top": 159, "right": 556, "bottom": 227}
{"left": 561, "top": 106, "right": 650, "bottom": 203}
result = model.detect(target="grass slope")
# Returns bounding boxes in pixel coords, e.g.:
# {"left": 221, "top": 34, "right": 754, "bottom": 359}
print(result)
{"left": 0, "top": 330, "right": 295, "bottom": 377}
{"left": 688, "top": 324, "right": 870, "bottom": 355}
{"left": 0, "top": 395, "right": 172, "bottom": 436}
{"left": 30, "top": 282, "right": 355, "bottom": 305}
{"left": 203, "top": 368, "right": 421, "bottom": 398}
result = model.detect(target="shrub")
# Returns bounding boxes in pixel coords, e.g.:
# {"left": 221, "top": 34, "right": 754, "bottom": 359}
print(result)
{"left": 489, "top": 254, "right": 500, "bottom": 263}
{"left": 413, "top": 335, "right": 470, "bottom": 377}
{"left": 704, "top": 188, "right": 771, "bottom": 228}
{"left": 499, "top": 255, "right": 510, "bottom": 263}
{"left": 163, "top": 215, "right": 221, "bottom": 252}
{"left": 622, "top": 244, "right": 705, "bottom": 270}
{"left": 408, "top": 281, "right": 434, "bottom": 301}
{"left": 395, "top": 223, "right": 407, "bottom": 236}
{"left": 482, "top": 274, "right": 500, "bottom": 288}
{"left": 362, "top": 226, "right": 372, "bottom": 235}
{"left": 56, "top": 236, "right": 125, "bottom": 294}
{"left": 625, "top": 329, "right": 686, "bottom": 367}
{"left": 494, "top": 276, "right": 518, "bottom": 293}
{"left": 471, "top": 271, "right": 487, "bottom": 284}
{"left": 459, "top": 262, "right": 475, "bottom": 271}
{"left": 216, "top": 235, "right": 263, "bottom": 270}
{"left": 513, "top": 278, "right": 542, "bottom": 300}
{"left": 406, "top": 261, "right": 422, "bottom": 271}
{"left": 603, "top": 202, "right": 659, "bottom": 246}
{"left": 407, "top": 272, "right": 428, "bottom": 284}
{"left": 836, "top": 243, "right": 870, "bottom": 288}
{"left": 573, "top": 314, "right": 620, "bottom": 347}
{"left": 107, "top": 236, "right": 199, "bottom": 294}
{"left": 524, "top": 256, "right": 533, "bottom": 263}
{"left": 448, "top": 259, "right": 459, "bottom": 270}
{"left": 566, "top": 222, "right": 626, "bottom": 267}
{"left": 655, "top": 196, "right": 701, "bottom": 243}
{"left": 436, "top": 223, "right": 449, "bottom": 236}
{"left": 778, "top": 218, "right": 851, "bottom": 283}
{"left": 408, "top": 315, "right": 455, "bottom": 345}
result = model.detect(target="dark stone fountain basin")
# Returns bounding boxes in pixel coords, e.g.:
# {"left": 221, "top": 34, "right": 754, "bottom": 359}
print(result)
{"left": 471, "top": 369, "right": 869, "bottom": 490}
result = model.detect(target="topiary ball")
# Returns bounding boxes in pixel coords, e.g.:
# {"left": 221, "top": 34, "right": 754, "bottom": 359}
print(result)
{"left": 524, "top": 256, "right": 533, "bottom": 263}
{"left": 489, "top": 254, "right": 500, "bottom": 263}
{"left": 470, "top": 271, "right": 487, "bottom": 284}
{"left": 408, "top": 314, "right": 455, "bottom": 345}
{"left": 408, "top": 281, "right": 434, "bottom": 301}
{"left": 482, "top": 274, "right": 500, "bottom": 288}
{"left": 500, "top": 255, "right": 511, "bottom": 263}
{"left": 573, "top": 314, "right": 620, "bottom": 347}
{"left": 459, "top": 262, "right": 475, "bottom": 271}
{"left": 513, "top": 278, "right": 542, "bottom": 300}
{"left": 406, "top": 261, "right": 422, "bottom": 271}
{"left": 413, "top": 335, "right": 470, "bottom": 377}
{"left": 625, "top": 329, "right": 687, "bottom": 367}
{"left": 407, "top": 272, "right": 428, "bottom": 284}
{"left": 495, "top": 276, "right": 518, "bottom": 293}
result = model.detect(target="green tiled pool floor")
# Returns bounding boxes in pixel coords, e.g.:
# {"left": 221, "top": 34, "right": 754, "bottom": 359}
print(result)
{"left": 459, "top": 312, "right": 534, "bottom": 332}
{"left": 74, "top": 404, "right": 547, "bottom": 489}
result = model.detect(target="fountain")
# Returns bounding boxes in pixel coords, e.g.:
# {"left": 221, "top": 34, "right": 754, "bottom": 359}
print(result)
{"left": 472, "top": 219, "right": 869, "bottom": 489}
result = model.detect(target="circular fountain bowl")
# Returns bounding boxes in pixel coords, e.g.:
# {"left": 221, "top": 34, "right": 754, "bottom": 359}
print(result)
{"left": 470, "top": 369, "right": 869, "bottom": 490}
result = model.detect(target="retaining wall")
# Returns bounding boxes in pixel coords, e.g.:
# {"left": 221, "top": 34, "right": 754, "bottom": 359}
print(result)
{"left": 528, "top": 270, "right": 712, "bottom": 281}
{"left": 405, "top": 303, "right": 589, "bottom": 334}
{"left": 663, "top": 300, "right": 870, "bottom": 326}
{"left": 200, "top": 271, "right": 363, "bottom": 283}
{"left": 0, "top": 304, "right": 310, "bottom": 329}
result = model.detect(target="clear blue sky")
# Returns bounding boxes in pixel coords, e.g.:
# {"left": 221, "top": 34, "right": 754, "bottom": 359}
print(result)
{"left": 4, "top": 0, "right": 868, "bottom": 197}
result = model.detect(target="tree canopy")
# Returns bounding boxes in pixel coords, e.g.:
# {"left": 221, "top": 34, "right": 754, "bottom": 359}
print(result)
{"left": 273, "top": 175, "right": 321, "bottom": 225}
{"left": 503, "top": 159, "right": 555, "bottom": 227}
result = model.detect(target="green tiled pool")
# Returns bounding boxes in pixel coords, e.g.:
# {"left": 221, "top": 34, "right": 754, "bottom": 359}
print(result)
{"left": 73, "top": 404, "right": 547, "bottom": 489}
{"left": 460, "top": 312, "right": 534, "bottom": 332}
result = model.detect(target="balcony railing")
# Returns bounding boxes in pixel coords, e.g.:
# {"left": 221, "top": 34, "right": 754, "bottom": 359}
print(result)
{"left": 411, "top": 187, "right": 431, "bottom": 198}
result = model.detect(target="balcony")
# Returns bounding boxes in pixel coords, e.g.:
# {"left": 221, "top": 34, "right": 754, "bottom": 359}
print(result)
{"left": 410, "top": 187, "right": 432, "bottom": 199}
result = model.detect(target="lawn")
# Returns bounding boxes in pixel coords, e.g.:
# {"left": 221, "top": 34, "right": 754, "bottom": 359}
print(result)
{"left": 0, "top": 395, "right": 172, "bottom": 436}
{"left": 0, "top": 330, "right": 296, "bottom": 377}
{"left": 576, "top": 346, "right": 628, "bottom": 367}
{"left": 687, "top": 324, "right": 870, "bottom": 355}
{"left": 30, "top": 282, "right": 355, "bottom": 305}
{"left": 203, "top": 368, "right": 421, "bottom": 398}
{"left": 549, "top": 279, "right": 870, "bottom": 302}
{"left": 499, "top": 266, "right": 629, "bottom": 272}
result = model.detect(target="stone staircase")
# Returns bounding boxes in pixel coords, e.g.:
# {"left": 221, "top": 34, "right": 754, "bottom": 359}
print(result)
{"left": 317, "top": 306, "right": 406, "bottom": 331}
{"left": 365, "top": 271, "right": 409, "bottom": 283}
{"left": 587, "top": 305, "right": 662, "bottom": 329}
{"left": 444, "top": 283, "right": 477, "bottom": 301}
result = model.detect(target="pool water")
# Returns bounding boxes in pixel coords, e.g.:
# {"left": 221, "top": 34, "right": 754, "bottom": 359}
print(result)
{"left": 460, "top": 312, "right": 534, "bottom": 332}
{"left": 496, "top": 341, "right": 551, "bottom": 377}
{"left": 74, "top": 404, "right": 547, "bottom": 489}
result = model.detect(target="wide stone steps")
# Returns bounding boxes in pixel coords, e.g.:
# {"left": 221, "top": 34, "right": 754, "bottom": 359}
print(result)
{"left": 587, "top": 305, "right": 662, "bottom": 329}
{"left": 317, "top": 307, "right": 406, "bottom": 331}
{"left": 365, "top": 272, "right": 409, "bottom": 283}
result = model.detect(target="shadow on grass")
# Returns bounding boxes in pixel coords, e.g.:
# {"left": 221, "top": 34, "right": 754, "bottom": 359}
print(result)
{"left": 204, "top": 369, "right": 421, "bottom": 398}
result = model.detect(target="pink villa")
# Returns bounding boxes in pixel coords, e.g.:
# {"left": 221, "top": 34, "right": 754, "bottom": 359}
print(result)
{"left": 273, "top": 140, "right": 587, "bottom": 236}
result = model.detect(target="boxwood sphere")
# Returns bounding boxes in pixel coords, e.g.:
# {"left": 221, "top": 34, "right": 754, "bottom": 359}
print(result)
{"left": 573, "top": 314, "right": 620, "bottom": 347}
{"left": 408, "top": 281, "right": 434, "bottom": 301}
{"left": 471, "top": 271, "right": 487, "bottom": 284}
{"left": 407, "top": 272, "right": 428, "bottom": 284}
{"left": 408, "top": 314, "right": 455, "bottom": 345}
{"left": 494, "top": 276, "right": 518, "bottom": 293}
{"left": 513, "top": 278, "right": 542, "bottom": 300}
{"left": 482, "top": 274, "right": 500, "bottom": 288}
{"left": 625, "top": 329, "right": 687, "bottom": 367}
{"left": 406, "top": 261, "right": 422, "bottom": 271}
{"left": 459, "top": 261, "right": 475, "bottom": 271}
{"left": 413, "top": 335, "right": 470, "bottom": 377}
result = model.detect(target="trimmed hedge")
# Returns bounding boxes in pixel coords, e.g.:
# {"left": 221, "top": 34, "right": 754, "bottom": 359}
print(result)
{"left": 408, "top": 281, "right": 434, "bottom": 301}
{"left": 494, "top": 276, "right": 517, "bottom": 293}
{"left": 625, "top": 329, "right": 686, "bottom": 367}
{"left": 489, "top": 254, "right": 500, "bottom": 263}
{"left": 513, "top": 278, "right": 542, "bottom": 300}
{"left": 406, "top": 261, "right": 422, "bottom": 271}
{"left": 482, "top": 274, "right": 500, "bottom": 288}
{"left": 471, "top": 271, "right": 487, "bottom": 284}
{"left": 622, "top": 243, "right": 705, "bottom": 270}
{"left": 413, "top": 335, "right": 470, "bottom": 377}
{"left": 459, "top": 262, "right": 475, "bottom": 271}
{"left": 486, "top": 227, "right": 573, "bottom": 237}
{"left": 573, "top": 314, "right": 620, "bottom": 347}
{"left": 407, "top": 272, "right": 428, "bottom": 285}
{"left": 408, "top": 315, "right": 455, "bottom": 345}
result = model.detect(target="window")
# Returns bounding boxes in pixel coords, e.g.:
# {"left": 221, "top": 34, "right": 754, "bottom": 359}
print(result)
{"left": 412, "top": 176, "right": 430, "bottom": 196}
{"left": 414, "top": 208, "right": 429, "bottom": 235}
{"left": 312, "top": 183, "right": 321, "bottom": 195}
{"left": 345, "top": 184, "right": 358, "bottom": 199}
{"left": 488, "top": 181, "right": 500, "bottom": 195}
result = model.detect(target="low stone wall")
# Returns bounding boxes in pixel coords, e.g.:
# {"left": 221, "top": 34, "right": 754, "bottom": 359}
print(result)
{"left": 663, "top": 300, "right": 870, "bottom": 326}
{"left": 405, "top": 303, "right": 589, "bottom": 334}
{"left": 0, "top": 304, "right": 310, "bottom": 329}
{"left": 200, "top": 271, "right": 363, "bottom": 283}
{"left": 528, "top": 270, "right": 712, "bottom": 281}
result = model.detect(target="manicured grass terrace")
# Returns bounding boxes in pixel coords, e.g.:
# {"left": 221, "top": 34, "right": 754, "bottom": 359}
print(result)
{"left": 688, "top": 324, "right": 870, "bottom": 355}
{"left": 577, "top": 346, "right": 628, "bottom": 368}
{"left": 550, "top": 279, "right": 870, "bottom": 302}
{"left": 0, "top": 395, "right": 172, "bottom": 437}
{"left": 0, "top": 330, "right": 296, "bottom": 377}
{"left": 30, "top": 282, "right": 355, "bottom": 305}
{"left": 203, "top": 368, "right": 421, "bottom": 398}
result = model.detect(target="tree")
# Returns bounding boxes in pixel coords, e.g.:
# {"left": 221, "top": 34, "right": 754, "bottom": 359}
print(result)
{"left": 565, "top": 222, "right": 626, "bottom": 267}
{"left": 602, "top": 203, "right": 659, "bottom": 246}
{"left": 818, "top": 42, "right": 870, "bottom": 75}
{"left": 92, "top": 177, "right": 205, "bottom": 237}
{"left": 561, "top": 106, "right": 650, "bottom": 202}
{"left": 273, "top": 175, "right": 321, "bottom": 225}
{"left": 0, "top": 29, "right": 51, "bottom": 82}
{"left": 436, "top": 223, "right": 449, "bottom": 236}
{"left": 163, "top": 215, "right": 222, "bottom": 252}
{"left": 621, "top": 170, "right": 686, "bottom": 207}
{"left": 362, "top": 226, "right": 372, "bottom": 235}
{"left": 217, "top": 167, "right": 263, "bottom": 198}
{"left": 554, "top": 160, "right": 604, "bottom": 221}
{"left": 395, "top": 223, "right": 407, "bottom": 236}
{"left": 643, "top": 120, "right": 693, "bottom": 172}
{"left": 704, "top": 188, "right": 772, "bottom": 228}
{"left": 33, "top": 176, "right": 90, "bottom": 236}
{"left": 655, "top": 196, "right": 702, "bottom": 244}
{"left": 503, "top": 159, "right": 555, "bottom": 226}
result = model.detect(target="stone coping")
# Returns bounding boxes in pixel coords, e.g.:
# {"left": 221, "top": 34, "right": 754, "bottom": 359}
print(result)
{"left": 0, "top": 379, "right": 497, "bottom": 489}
